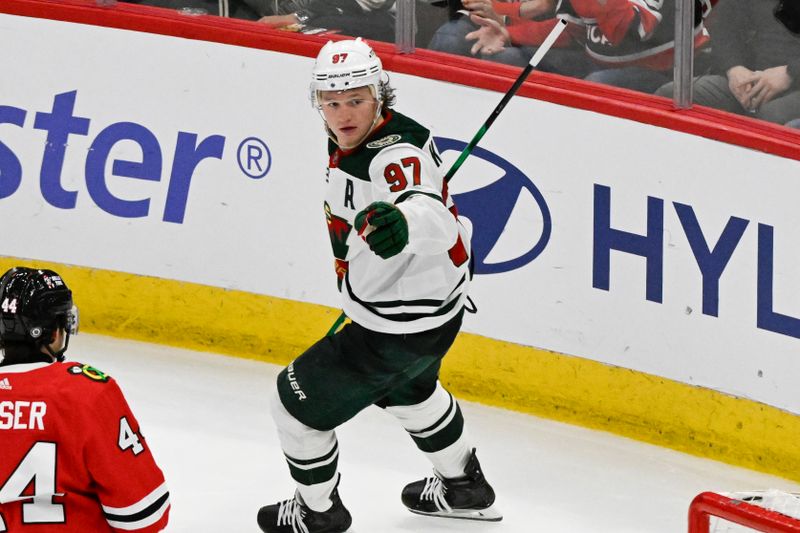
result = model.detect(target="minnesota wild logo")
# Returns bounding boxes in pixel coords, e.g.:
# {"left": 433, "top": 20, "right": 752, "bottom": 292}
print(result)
{"left": 325, "top": 201, "right": 352, "bottom": 260}
{"left": 367, "top": 134, "right": 402, "bottom": 149}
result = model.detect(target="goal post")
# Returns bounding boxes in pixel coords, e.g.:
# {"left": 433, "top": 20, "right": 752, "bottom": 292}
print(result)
{"left": 689, "top": 491, "right": 800, "bottom": 533}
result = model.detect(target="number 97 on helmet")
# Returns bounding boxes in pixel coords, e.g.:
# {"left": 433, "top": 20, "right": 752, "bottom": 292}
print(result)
{"left": 310, "top": 37, "right": 384, "bottom": 109}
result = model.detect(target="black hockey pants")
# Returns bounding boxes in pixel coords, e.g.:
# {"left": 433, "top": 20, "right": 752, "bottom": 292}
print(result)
{"left": 276, "top": 309, "right": 464, "bottom": 432}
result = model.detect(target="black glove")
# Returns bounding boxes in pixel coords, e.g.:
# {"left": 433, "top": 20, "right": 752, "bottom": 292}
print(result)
{"left": 355, "top": 202, "right": 409, "bottom": 259}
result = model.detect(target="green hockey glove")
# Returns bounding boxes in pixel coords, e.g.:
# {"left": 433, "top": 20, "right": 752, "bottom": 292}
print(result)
{"left": 355, "top": 201, "right": 409, "bottom": 259}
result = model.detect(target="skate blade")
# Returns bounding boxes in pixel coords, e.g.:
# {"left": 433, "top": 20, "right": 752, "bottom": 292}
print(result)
{"left": 408, "top": 505, "right": 503, "bottom": 522}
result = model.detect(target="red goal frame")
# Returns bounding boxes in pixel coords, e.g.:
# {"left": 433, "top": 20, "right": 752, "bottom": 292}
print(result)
{"left": 689, "top": 492, "right": 800, "bottom": 533}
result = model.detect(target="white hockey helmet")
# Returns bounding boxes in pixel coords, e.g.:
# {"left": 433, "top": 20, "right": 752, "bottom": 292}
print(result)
{"left": 310, "top": 38, "right": 383, "bottom": 108}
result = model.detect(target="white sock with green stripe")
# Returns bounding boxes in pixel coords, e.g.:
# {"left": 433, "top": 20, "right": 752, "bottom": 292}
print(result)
{"left": 386, "top": 382, "right": 472, "bottom": 478}
{"left": 270, "top": 387, "right": 340, "bottom": 512}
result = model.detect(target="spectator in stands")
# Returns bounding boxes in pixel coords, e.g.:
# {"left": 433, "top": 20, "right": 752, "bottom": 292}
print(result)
{"left": 427, "top": 1, "right": 593, "bottom": 76}
{"left": 123, "top": 0, "right": 396, "bottom": 38}
{"left": 121, "top": 0, "right": 260, "bottom": 19}
{"left": 656, "top": 0, "right": 800, "bottom": 125}
{"left": 463, "top": 0, "right": 715, "bottom": 92}
{"left": 427, "top": 0, "right": 512, "bottom": 60}
{"left": 574, "top": 0, "right": 715, "bottom": 93}
{"left": 255, "top": 0, "right": 396, "bottom": 42}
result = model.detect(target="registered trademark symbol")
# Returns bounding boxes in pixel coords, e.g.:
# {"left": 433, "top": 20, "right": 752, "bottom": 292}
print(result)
{"left": 237, "top": 137, "right": 271, "bottom": 179}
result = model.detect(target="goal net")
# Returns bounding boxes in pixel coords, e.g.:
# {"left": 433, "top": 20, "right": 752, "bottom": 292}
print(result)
{"left": 689, "top": 490, "right": 800, "bottom": 533}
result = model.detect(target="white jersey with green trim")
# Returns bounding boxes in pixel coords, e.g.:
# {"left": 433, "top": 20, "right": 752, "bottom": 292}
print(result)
{"left": 323, "top": 110, "right": 471, "bottom": 334}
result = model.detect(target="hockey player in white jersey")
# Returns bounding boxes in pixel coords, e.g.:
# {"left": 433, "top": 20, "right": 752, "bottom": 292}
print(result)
{"left": 256, "top": 38, "right": 501, "bottom": 533}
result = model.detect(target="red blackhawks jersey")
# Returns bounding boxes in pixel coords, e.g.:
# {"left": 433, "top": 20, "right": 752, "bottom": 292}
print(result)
{"left": 0, "top": 361, "right": 170, "bottom": 532}
{"left": 555, "top": 0, "right": 716, "bottom": 70}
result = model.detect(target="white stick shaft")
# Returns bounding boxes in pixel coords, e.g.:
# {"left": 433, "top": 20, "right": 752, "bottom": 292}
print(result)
{"left": 529, "top": 19, "right": 568, "bottom": 68}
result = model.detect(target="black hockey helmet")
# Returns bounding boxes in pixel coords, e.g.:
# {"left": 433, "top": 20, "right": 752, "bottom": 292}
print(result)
{"left": 0, "top": 267, "right": 78, "bottom": 362}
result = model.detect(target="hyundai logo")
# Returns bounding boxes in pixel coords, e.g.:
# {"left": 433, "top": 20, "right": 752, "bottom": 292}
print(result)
{"left": 436, "top": 137, "right": 552, "bottom": 275}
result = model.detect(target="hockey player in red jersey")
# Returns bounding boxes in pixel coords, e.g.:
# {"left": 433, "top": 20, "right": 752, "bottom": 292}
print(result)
{"left": 256, "top": 38, "right": 500, "bottom": 533}
{"left": 0, "top": 267, "right": 170, "bottom": 532}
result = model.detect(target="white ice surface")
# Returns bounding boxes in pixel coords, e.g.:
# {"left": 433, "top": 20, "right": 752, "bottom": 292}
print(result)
{"left": 69, "top": 334, "right": 800, "bottom": 533}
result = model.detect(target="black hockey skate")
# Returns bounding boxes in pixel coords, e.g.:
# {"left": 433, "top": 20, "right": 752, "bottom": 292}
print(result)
{"left": 257, "top": 484, "right": 352, "bottom": 533}
{"left": 401, "top": 448, "right": 502, "bottom": 522}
